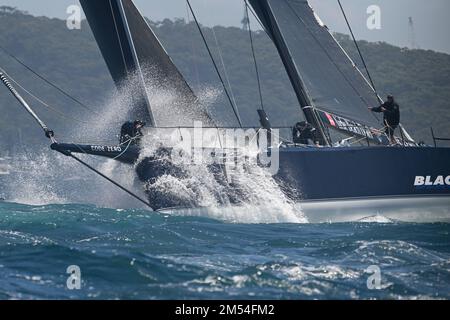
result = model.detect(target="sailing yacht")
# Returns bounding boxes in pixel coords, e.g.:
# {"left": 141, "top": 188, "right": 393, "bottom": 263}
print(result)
{"left": 6, "top": 0, "right": 450, "bottom": 221}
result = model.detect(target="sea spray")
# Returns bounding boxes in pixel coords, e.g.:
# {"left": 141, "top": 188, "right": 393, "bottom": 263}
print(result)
{"left": 136, "top": 128, "right": 306, "bottom": 223}
{"left": 6, "top": 152, "right": 68, "bottom": 205}
{"left": 3, "top": 152, "right": 145, "bottom": 209}
{"left": 3, "top": 66, "right": 306, "bottom": 223}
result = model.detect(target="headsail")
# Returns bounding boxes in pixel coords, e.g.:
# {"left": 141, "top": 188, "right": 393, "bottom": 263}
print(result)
{"left": 80, "top": 0, "right": 214, "bottom": 127}
{"left": 249, "top": 0, "right": 382, "bottom": 134}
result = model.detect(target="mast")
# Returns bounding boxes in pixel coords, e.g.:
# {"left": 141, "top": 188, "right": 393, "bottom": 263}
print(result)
{"left": 249, "top": 0, "right": 384, "bottom": 145}
{"left": 249, "top": 0, "right": 329, "bottom": 145}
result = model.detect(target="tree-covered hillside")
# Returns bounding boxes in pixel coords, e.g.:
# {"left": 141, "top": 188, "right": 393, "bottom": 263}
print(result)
{"left": 0, "top": 7, "right": 449, "bottom": 153}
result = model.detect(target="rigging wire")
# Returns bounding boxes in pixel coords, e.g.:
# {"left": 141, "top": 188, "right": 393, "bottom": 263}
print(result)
{"left": 0, "top": 45, "right": 101, "bottom": 116}
{"left": 200, "top": 0, "right": 237, "bottom": 105}
{"left": 210, "top": 26, "right": 239, "bottom": 113}
{"left": 337, "top": 0, "right": 382, "bottom": 103}
{"left": 283, "top": 0, "right": 376, "bottom": 115}
{"left": 185, "top": 3, "right": 202, "bottom": 89}
{"left": 185, "top": 0, "right": 243, "bottom": 128}
{"left": 0, "top": 67, "right": 89, "bottom": 125}
{"left": 0, "top": 70, "right": 55, "bottom": 141}
{"left": 245, "top": 0, "right": 265, "bottom": 111}
{"left": 246, "top": 3, "right": 269, "bottom": 36}
{"left": 66, "top": 152, "right": 154, "bottom": 210}
{"left": 0, "top": 70, "right": 154, "bottom": 210}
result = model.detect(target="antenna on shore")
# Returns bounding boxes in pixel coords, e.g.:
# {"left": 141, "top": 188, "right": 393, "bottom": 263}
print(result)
{"left": 241, "top": 2, "right": 249, "bottom": 30}
{"left": 408, "top": 17, "right": 419, "bottom": 50}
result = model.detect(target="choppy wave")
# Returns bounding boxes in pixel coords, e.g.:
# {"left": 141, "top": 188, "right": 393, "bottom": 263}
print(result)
{"left": 0, "top": 202, "right": 449, "bottom": 299}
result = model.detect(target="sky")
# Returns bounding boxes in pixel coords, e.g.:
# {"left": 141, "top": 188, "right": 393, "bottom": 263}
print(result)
{"left": 1, "top": 0, "right": 449, "bottom": 54}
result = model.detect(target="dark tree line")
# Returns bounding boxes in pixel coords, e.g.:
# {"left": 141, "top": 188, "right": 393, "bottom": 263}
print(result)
{"left": 0, "top": 8, "right": 449, "bottom": 153}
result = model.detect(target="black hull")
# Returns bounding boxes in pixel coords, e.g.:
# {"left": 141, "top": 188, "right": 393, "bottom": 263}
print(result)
{"left": 276, "top": 146, "right": 450, "bottom": 201}
{"left": 52, "top": 142, "right": 450, "bottom": 218}
{"left": 135, "top": 146, "right": 450, "bottom": 212}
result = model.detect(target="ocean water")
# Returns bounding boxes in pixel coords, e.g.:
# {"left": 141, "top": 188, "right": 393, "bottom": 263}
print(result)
{"left": 0, "top": 201, "right": 449, "bottom": 300}
{"left": 2, "top": 36, "right": 449, "bottom": 301}
{"left": 1, "top": 80, "right": 448, "bottom": 299}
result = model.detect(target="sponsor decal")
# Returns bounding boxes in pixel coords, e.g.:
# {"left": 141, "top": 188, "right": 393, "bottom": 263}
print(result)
{"left": 414, "top": 175, "right": 450, "bottom": 188}
{"left": 325, "top": 112, "right": 336, "bottom": 127}
{"left": 91, "top": 145, "right": 105, "bottom": 152}
{"left": 318, "top": 110, "right": 374, "bottom": 139}
{"left": 91, "top": 145, "right": 122, "bottom": 153}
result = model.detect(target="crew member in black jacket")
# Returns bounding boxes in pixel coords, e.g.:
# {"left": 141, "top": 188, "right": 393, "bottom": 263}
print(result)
{"left": 119, "top": 120, "right": 145, "bottom": 145}
{"left": 369, "top": 95, "right": 400, "bottom": 144}
{"left": 292, "top": 121, "right": 319, "bottom": 146}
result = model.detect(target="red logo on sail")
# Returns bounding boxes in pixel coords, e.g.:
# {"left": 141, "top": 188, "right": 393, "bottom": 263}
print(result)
{"left": 325, "top": 112, "right": 336, "bottom": 127}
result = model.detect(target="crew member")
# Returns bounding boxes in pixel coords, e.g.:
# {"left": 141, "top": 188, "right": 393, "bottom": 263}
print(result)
{"left": 369, "top": 95, "right": 400, "bottom": 144}
{"left": 120, "top": 120, "right": 145, "bottom": 145}
{"left": 292, "top": 121, "right": 319, "bottom": 146}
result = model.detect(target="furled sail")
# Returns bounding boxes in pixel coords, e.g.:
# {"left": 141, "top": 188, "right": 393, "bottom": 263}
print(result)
{"left": 249, "top": 0, "right": 382, "bottom": 133}
{"left": 80, "top": 0, "right": 214, "bottom": 127}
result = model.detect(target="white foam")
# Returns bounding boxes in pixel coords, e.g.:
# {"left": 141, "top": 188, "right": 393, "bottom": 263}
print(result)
{"left": 7, "top": 153, "right": 68, "bottom": 205}
{"left": 5, "top": 68, "right": 308, "bottom": 224}
{"left": 357, "top": 214, "right": 394, "bottom": 223}
{"left": 161, "top": 204, "right": 307, "bottom": 224}
{"left": 4, "top": 151, "right": 145, "bottom": 209}
{"left": 146, "top": 145, "right": 307, "bottom": 223}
